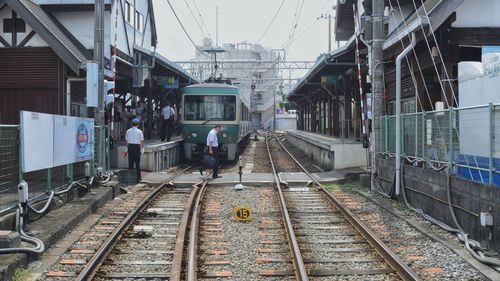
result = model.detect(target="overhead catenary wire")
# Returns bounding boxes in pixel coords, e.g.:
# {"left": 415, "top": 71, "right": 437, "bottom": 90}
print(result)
{"left": 256, "top": 0, "right": 286, "bottom": 44}
{"left": 286, "top": 0, "right": 333, "bottom": 46}
{"left": 190, "top": 0, "right": 213, "bottom": 40}
{"left": 165, "top": 0, "right": 210, "bottom": 58}
{"left": 184, "top": 0, "right": 206, "bottom": 39}
{"left": 283, "top": 0, "right": 305, "bottom": 54}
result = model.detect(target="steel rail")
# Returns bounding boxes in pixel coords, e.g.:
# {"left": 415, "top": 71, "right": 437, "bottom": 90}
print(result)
{"left": 75, "top": 166, "right": 193, "bottom": 281}
{"left": 265, "top": 136, "right": 309, "bottom": 281}
{"left": 186, "top": 178, "right": 210, "bottom": 281}
{"left": 169, "top": 180, "right": 204, "bottom": 280}
{"left": 275, "top": 137, "right": 422, "bottom": 281}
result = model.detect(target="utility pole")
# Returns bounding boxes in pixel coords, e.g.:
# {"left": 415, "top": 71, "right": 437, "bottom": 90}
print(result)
{"left": 94, "top": 0, "right": 105, "bottom": 169}
{"left": 371, "top": 0, "right": 385, "bottom": 191}
{"left": 328, "top": 14, "right": 332, "bottom": 53}
{"left": 317, "top": 13, "right": 333, "bottom": 53}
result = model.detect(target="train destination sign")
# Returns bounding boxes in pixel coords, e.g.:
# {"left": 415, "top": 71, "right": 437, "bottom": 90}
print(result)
{"left": 233, "top": 206, "right": 253, "bottom": 222}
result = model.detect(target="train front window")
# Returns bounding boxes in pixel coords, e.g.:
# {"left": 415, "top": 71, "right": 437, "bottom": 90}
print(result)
{"left": 184, "top": 95, "right": 236, "bottom": 121}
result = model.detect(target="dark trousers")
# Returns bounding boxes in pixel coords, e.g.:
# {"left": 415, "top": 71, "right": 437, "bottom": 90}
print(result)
{"left": 161, "top": 118, "right": 173, "bottom": 141}
{"left": 128, "top": 144, "right": 141, "bottom": 181}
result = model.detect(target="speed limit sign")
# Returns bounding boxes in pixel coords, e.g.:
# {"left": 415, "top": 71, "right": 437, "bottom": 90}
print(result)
{"left": 233, "top": 206, "right": 253, "bottom": 222}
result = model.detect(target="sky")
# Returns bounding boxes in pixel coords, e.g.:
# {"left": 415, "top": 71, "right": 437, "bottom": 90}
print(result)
{"left": 153, "top": 0, "right": 337, "bottom": 62}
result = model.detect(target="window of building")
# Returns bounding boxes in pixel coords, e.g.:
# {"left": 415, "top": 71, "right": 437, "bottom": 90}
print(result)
{"left": 135, "top": 11, "right": 144, "bottom": 32}
{"left": 125, "top": 1, "right": 134, "bottom": 25}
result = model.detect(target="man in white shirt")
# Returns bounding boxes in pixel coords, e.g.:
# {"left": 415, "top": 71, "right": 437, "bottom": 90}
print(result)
{"left": 199, "top": 125, "right": 222, "bottom": 179}
{"left": 125, "top": 118, "right": 144, "bottom": 182}
{"left": 161, "top": 102, "right": 176, "bottom": 142}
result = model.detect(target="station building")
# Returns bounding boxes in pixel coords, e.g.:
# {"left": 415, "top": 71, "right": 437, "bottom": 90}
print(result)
{"left": 0, "top": 0, "right": 197, "bottom": 136}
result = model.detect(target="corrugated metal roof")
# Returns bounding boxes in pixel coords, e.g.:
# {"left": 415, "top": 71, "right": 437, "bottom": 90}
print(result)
{"left": 6, "top": 0, "right": 91, "bottom": 73}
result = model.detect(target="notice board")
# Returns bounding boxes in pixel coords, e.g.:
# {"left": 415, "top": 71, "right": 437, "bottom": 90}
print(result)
{"left": 20, "top": 111, "right": 94, "bottom": 173}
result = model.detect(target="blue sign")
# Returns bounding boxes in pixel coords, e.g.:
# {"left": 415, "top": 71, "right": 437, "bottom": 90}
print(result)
{"left": 482, "top": 46, "right": 500, "bottom": 77}
{"left": 158, "top": 76, "right": 179, "bottom": 89}
{"left": 75, "top": 119, "right": 94, "bottom": 161}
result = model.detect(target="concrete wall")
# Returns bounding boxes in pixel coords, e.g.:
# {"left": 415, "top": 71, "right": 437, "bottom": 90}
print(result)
{"left": 287, "top": 131, "right": 367, "bottom": 170}
{"left": 111, "top": 140, "right": 183, "bottom": 172}
{"left": 276, "top": 116, "right": 297, "bottom": 131}
{"left": 378, "top": 158, "right": 500, "bottom": 253}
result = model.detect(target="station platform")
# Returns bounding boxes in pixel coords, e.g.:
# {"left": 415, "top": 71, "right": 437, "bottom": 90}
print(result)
{"left": 286, "top": 130, "right": 367, "bottom": 171}
{"left": 142, "top": 169, "right": 366, "bottom": 187}
{"left": 111, "top": 136, "right": 183, "bottom": 172}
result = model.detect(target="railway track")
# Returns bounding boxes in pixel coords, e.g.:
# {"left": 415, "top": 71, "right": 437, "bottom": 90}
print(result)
{"left": 265, "top": 135, "right": 422, "bottom": 281}
{"left": 44, "top": 166, "right": 200, "bottom": 281}
{"left": 184, "top": 173, "right": 297, "bottom": 280}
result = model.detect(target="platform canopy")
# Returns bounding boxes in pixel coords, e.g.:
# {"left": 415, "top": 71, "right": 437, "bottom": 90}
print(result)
{"left": 287, "top": 35, "right": 360, "bottom": 103}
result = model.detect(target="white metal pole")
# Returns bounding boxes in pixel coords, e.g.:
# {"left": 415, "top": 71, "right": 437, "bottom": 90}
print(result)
{"left": 395, "top": 32, "right": 416, "bottom": 195}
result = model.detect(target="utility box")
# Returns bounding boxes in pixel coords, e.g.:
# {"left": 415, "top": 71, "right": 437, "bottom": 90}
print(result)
{"left": 480, "top": 212, "right": 493, "bottom": 227}
{"left": 0, "top": 231, "right": 21, "bottom": 248}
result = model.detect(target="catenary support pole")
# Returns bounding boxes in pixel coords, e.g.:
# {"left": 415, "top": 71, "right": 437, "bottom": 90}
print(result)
{"left": 94, "top": 0, "right": 105, "bottom": 169}
{"left": 371, "top": 0, "right": 385, "bottom": 191}
{"left": 395, "top": 33, "right": 416, "bottom": 196}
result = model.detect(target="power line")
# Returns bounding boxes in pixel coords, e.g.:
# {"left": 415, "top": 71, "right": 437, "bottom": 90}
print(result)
{"left": 184, "top": 0, "right": 205, "bottom": 38}
{"left": 191, "top": 0, "right": 213, "bottom": 40}
{"left": 284, "top": 0, "right": 305, "bottom": 54}
{"left": 165, "top": 0, "right": 209, "bottom": 57}
{"left": 282, "top": 0, "right": 334, "bottom": 56}
{"left": 256, "top": 0, "right": 286, "bottom": 44}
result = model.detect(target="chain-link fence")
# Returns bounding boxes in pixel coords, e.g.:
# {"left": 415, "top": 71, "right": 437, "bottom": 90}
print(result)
{"left": 0, "top": 125, "right": 109, "bottom": 213}
{"left": 378, "top": 103, "right": 500, "bottom": 186}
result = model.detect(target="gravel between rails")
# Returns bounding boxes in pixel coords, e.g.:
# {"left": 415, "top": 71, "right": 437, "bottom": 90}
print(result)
{"left": 197, "top": 185, "right": 294, "bottom": 281}
{"left": 329, "top": 184, "right": 487, "bottom": 281}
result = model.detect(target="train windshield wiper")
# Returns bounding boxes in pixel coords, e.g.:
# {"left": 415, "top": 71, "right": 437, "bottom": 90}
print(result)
{"left": 202, "top": 118, "right": 220, "bottom": 125}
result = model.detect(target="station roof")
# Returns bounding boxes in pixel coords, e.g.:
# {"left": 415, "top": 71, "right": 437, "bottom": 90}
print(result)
{"left": 154, "top": 52, "right": 199, "bottom": 85}
{"left": 288, "top": 35, "right": 359, "bottom": 102}
{"left": 134, "top": 45, "right": 199, "bottom": 85}
{"left": 2, "top": 0, "right": 92, "bottom": 73}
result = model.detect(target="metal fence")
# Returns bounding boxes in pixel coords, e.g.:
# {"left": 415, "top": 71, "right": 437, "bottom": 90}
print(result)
{"left": 0, "top": 125, "right": 109, "bottom": 213}
{"left": 378, "top": 103, "right": 500, "bottom": 186}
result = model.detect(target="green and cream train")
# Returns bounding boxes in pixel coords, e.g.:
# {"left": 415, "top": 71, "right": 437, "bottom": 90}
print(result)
{"left": 181, "top": 83, "right": 252, "bottom": 161}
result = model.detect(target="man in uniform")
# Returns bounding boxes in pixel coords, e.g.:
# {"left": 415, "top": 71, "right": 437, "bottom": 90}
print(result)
{"left": 161, "top": 102, "right": 176, "bottom": 142}
{"left": 199, "top": 125, "right": 222, "bottom": 179}
{"left": 125, "top": 118, "right": 144, "bottom": 182}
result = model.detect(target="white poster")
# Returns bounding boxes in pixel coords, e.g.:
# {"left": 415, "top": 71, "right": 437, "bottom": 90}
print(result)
{"left": 53, "top": 116, "right": 77, "bottom": 166}
{"left": 20, "top": 111, "right": 54, "bottom": 173}
{"left": 21, "top": 111, "right": 95, "bottom": 172}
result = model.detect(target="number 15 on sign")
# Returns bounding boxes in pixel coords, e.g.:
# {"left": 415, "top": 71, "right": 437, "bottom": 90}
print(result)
{"left": 234, "top": 206, "right": 252, "bottom": 222}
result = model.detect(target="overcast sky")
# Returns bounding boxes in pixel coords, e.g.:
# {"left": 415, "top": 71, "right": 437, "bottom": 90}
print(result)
{"left": 153, "top": 0, "right": 337, "bottom": 62}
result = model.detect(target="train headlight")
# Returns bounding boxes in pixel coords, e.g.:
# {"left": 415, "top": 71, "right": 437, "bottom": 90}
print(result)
{"left": 222, "top": 133, "right": 228, "bottom": 139}
{"left": 191, "top": 132, "right": 198, "bottom": 138}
